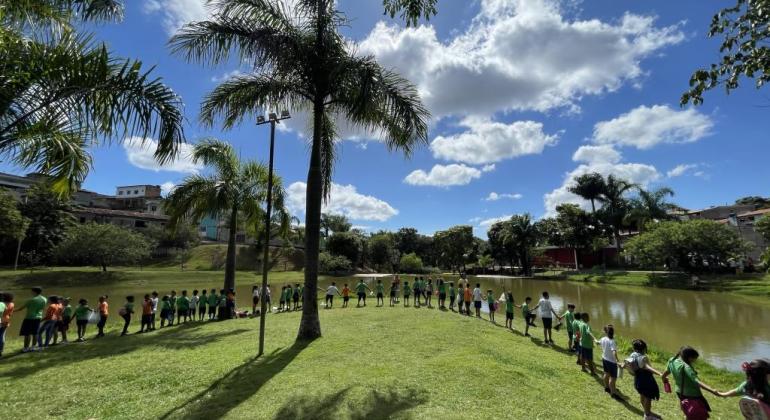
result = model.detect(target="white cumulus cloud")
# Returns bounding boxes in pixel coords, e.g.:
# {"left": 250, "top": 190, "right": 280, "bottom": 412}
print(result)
{"left": 123, "top": 137, "right": 202, "bottom": 174}
{"left": 667, "top": 163, "right": 704, "bottom": 178}
{"left": 403, "top": 164, "right": 482, "bottom": 187}
{"left": 359, "top": 0, "right": 684, "bottom": 118}
{"left": 430, "top": 118, "right": 559, "bottom": 165}
{"left": 160, "top": 181, "right": 177, "bottom": 196}
{"left": 286, "top": 182, "right": 398, "bottom": 222}
{"left": 484, "top": 192, "right": 523, "bottom": 201}
{"left": 143, "top": 0, "right": 208, "bottom": 35}
{"left": 479, "top": 214, "right": 513, "bottom": 228}
{"left": 572, "top": 145, "right": 622, "bottom": 164}
{"left": 592, "top": 105, "right": 713, "bottom": 149}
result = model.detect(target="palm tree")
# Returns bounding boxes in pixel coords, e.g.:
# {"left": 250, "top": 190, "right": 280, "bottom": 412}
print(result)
{"left": 626, "top": 187, "right": 676, "bottom": 232}
{"left": 1, "top": 0, "right": 185, "bottom": 192}
{"left": 171, "top": 0, "right": 430, "bottom": 340}
{"left": 164, "top": 139, "right": 289, "bottom": 290}
{"left": 568, "top": 172, "right": 605, "bottom": 213}
{"left": 503, "top": 214, "right": 538, "bottom": 277}
{"left": 597, "top": 175, "right": 636, "bottom": 252}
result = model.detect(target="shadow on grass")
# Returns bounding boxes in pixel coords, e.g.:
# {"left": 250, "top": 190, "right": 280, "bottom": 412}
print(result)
{"left": 273, "top": 386, "right": 427, "bottom": 419}
{"left": 160, "top": 340, "right": 310, "bottom": 420}
{"left": 1, "top": 321, "right": 246, "bottom": 379}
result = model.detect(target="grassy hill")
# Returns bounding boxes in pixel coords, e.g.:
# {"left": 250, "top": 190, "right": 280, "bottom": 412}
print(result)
{"left": 148, "top": 243, "right": 304, "bottom": 272}
{"left": 0, "top": 304, "right": 743, "bottom": 419}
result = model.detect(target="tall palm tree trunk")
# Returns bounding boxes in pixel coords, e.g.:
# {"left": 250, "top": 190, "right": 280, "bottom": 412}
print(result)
{"left": 590, "top": 199, "right": 596, "bottom": 213}
{"left": 224, "top": 206, "right": 238, "bottom": 290}
{"left": 298, "top": 101, "right": 324, "bottom": 340}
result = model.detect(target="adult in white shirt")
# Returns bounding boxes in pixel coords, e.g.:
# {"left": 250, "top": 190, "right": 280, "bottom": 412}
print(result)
{"left": 320, "top": 282, "right": 341, "bottom": 309}
{"left": 531, "top": 291, "right": 560, "bottom": 344}
{"left": 472, "top": 283, "right": 483, "bottom": 318}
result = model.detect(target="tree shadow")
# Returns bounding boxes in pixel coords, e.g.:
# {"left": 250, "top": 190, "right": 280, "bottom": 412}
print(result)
{"left": 273, "top": 386, "right": 428, "bottom": 419}
{"left": 159, "top": 340, "right": 310, "bottom": 420}
{"left": 1, "top": 321, "right": 246, "bottom": 379}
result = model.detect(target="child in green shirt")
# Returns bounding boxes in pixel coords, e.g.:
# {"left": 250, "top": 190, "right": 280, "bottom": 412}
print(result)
{"left": 355, "top": 280, "right": 371, "bottom": 307}
{"left": 168, "top": 291, "right": 178, "bottom": 326}
{"left": 208, "top": 289, "right": 218, "bottom": 320}
{"left": 486, "top": 290, "right": 496, "bottom": 323}
{"left": 403, "top": 281, "right": 411, "bottom": 307}
{"left": 160, "top": 296, "right": 172, "bottom": 328}
{"left": 504, "top": 292, "right": 519, "bottom": 330}
{"left": 199, "top": 289, "right": 208, "bottom": 321}
{"left": 579, "top": 313, "right": 597, "bottom": 375}
{"left": 375, "top": 280, "right": 385, "bottom": 307}
{"left": 438, "top": 280, "right": 447, "bottom": 309}
{"left": 120, "top": 296, "right": 135, "bottom": 336}
{"left": 73, "top": 299, "right": 92, "bottom": 342}
{"left": 177, "top": 290, "right": 190, "bottom": 323}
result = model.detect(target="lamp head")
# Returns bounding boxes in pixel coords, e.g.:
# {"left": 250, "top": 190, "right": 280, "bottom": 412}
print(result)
{"left": 268, "top": 112, "right": 278, "bottom": 121}
{"left": 280, "top": 110, "right": 291, "bottom": 119}
{"left": 256, "top": 115, "right": 266, "bottom": 124}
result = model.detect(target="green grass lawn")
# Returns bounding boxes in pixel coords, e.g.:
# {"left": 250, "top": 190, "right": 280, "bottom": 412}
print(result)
{"left": 0, "top": 304, "right": 744, "bottom": 419}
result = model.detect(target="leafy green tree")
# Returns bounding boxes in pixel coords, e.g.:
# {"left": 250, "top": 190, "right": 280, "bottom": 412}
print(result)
{"left": 568, "top": 172, "right": 605, "bottom": 213}
{"left": 399, "top": 252, "right": 423, "bottom": 274}
{"left": 555, "top": 204, "right": 599, "bottom": 269}
{"left": 477, "top": 254, "right": 493, "bottom": 274}
{"left": 171, "top": 0, "right": 430, "bottom": 340}
{"left": 318, "top": 251, "right": 351, "bottom": 274}
{"left": 502, "top": 214, "right": 538, "bottom": 276}
{"left": 757, "top": 215, "right": 770, "bottom": 241}
{"left": 19, "top": 183, "right": 74, "bottom": 263}
{"left": 320, "top": 213, "right": 351, "bottom": 239}
{"left": 164, "top": 139, "right": 289, "bottom": 291}
{"left": 625, "top": 219, "right": 750, "bottom": 273}
{"left": 534, "top": 217, "right": 560, "bottom": 247}
{"left": 487, "top": 222, "right": 512, "bottom": 270}
{"left": 434, "top": 225, "right": 474, "bottom": 273}
{"left": 625, "top": 187, "right": 677, "bottom": 232}
{"left": 326, "top": 231, "right": 363, "bottom": 268}
{"left": 0, "top": 188, "right": 29, "bottom": 241}
{"left": 368, "top": 233, "right": 397, "bottom": 272}
{"left": 143, "top": 222, "right": 201, "bottom": 250}
{"left": 55, "top": 223, "right": 153, "bottom": 271}
{"left": 394, "top": 227, "right": 419, "bottom": 255}
{"left": 1, "top": 0, "right": 185, "bottom": 191}
{"left": 682, "top": 0, "right": 770, "bottom": 106}
{"left": 736, "top": 196, "right": 770, "bottom": 209}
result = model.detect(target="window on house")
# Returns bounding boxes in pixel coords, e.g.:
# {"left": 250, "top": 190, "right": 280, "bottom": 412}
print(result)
{"left": 118, "top": 191, "right": 124, "bottom": 195}
{"left": 134, "top": 190, "right": 139, "bottom": 194}
{"left": 151, "top": 206, "right": 157, "bottom": 212}
{"left": 134, "top": 220, "right": 147, "bottom": 228}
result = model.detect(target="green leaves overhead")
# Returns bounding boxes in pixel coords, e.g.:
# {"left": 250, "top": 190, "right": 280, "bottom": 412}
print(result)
{"left": 682, "top": 0, "right": 770, "bottom": 105}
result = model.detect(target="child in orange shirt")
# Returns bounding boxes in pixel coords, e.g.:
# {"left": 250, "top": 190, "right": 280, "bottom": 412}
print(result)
{"left": 139, "top": 294, "right": 153, "bottom": 333}
{"left": 0, "top": 292, "right": 14, "bottom": 357}
{"left": 96, "top": 295, "right": 109, "bottom": 338}
{"left": 38, "top": 295, "right": 61, "bottom": 348}
{"left": 342, "top": 284, "right": 351, "bottom": 308}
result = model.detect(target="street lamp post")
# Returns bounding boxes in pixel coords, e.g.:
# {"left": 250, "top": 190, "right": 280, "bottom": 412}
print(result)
{"left": 257, "top": 110, "right": 290, "bottom": 357}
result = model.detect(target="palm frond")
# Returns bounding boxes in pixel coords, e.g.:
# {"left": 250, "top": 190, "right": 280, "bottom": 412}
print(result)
{"left": 330, "top": 55, "right": 430, "bottom": 155}
{"left": 163, "top": 174, "right": 231, "bottom": 228}
{"left": 200, "top": 73, "right": 309, "bottom": 129}
{"left": 192, "top": 138, "right": 240, "bottom": 181}
{"left": 0, "top": 0, "right": 124, "bottom": 32}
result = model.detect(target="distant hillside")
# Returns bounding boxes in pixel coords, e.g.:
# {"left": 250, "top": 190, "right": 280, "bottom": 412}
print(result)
{"left": 151, "top": 243, "right": 304, "bottom": 272}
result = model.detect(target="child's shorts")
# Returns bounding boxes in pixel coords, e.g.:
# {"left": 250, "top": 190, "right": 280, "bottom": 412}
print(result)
{"left": 506, "top": 311, "right": 514, "bottom": 320}
{"left": 76, "top": 319, "right": 88, "bottom": 327}
{"left": 343, "top": 296, "right": 349, "bottom": 302}
{"left": 59, "top": 317, "right": 70, "bottom": 332}
{"left": 160, "top": 309, "right": 170, "bottom": 319}
{"left": 142, "top": 314, "right": 152, "bottom": 324}
{"left": 208, "top": 307, "right": 216, "bottom": 315}
{"left": 439, "top": 293, "right": 446, "bottom": 300}
{"left": 474, "top": 301, "right": 482, "bottom": 309}
{"left": 581, "top": 346, "right": 593, "bottom": 361}
{"left": 377, "top": 293, "right": 383, "bottom": 298}
{"left": 602, "top": 359, "right": 618, "bottom": 378}
{"left": 542, "top": 317, "right": 553, "bottom": 329}
{"left": 357, "top": 292, "right": 366, "bottom": 299}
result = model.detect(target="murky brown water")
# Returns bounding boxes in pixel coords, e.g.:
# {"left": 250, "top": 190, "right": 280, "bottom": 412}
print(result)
{"left": 3, "top": 274, "right": 767, "bottom": 371}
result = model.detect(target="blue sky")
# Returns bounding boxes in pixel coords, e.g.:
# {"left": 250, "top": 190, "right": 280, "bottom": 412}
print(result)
{"left": 8, "top": 0, "right": 769, "bottom": 236}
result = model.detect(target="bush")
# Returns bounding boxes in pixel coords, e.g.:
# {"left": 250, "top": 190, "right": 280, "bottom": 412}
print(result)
{"left": 399, "top": 252, "right": 423, "bottom": 274}
{"left": 55, "top": 223, "right": 153, "bottom": 271}
{"left": 319, "top": 252, "right": 352, "bottom": 274}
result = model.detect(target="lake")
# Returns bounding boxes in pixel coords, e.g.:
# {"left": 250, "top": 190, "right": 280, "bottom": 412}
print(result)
{"left": 3, "top": 273, "right": 767, "bottom": 371}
